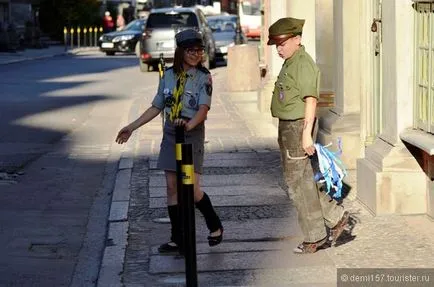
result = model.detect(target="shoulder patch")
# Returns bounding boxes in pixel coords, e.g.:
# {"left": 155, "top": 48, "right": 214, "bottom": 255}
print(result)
{"left": 205, "top": 73, "right": 213, "bottom": 97}
{"left": 161, "top": 66, "right": 173, "bottom": 80}
{"left": 164, "top": 66, "right": 174, "bottom": 75}
{"left": 198, "top": 66, "right": 210, "bottom": 74}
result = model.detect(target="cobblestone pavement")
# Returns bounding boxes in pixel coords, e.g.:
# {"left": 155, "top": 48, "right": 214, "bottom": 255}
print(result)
{"left": 121, "top": 67, "right": 434, "bottom": 287}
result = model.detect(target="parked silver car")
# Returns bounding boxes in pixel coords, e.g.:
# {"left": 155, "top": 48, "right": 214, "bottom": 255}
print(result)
{"left": 139, "top": 7, "right": 217, "bottom": 72}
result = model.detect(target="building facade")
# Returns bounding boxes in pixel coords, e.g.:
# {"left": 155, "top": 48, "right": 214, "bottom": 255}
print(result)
{"left": 261, "top": 0, "right": 434, "bottom": 218}
{"left": 0, "top": 0, "right": 39, "bottom": 28}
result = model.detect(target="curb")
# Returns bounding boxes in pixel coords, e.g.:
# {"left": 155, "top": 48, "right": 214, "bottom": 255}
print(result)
{"left": 97, "top": 101, "right": 140, "bottom": 287}
{"left": 0, "top": 52, "right": 67, "bottom": 65}
{"left": 0, "top": 47, "right": 99, "bottom": 65}
{"left": 97, "top": 152, "right": 134, "bottom": 287}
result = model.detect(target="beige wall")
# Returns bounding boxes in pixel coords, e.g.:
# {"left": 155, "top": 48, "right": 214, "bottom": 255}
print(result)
{"left": 380, "top": 0, "right": 415, "bottom": 145}
{"left": 315, "top": 0, "right": 334, "bottom": 92}
{"left": 269, "top": 0, "right": 286, "bottom": 77}
{"left": 333, "top": 0, "right": 361, "bottom": 116}
{"left": 429, "top": 177, "right": 434, "bottom": 218}
{"left": 359, "top": 0, "right": 374, "bottom": 149}
{"left": 357, "top": 0, "right": 427, "bottom": 215}
{"left": 286, "top": 0, "right": 316, "bottom": 60}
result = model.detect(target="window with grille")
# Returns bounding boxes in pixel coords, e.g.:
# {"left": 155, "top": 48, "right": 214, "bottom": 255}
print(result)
{"left": 414, "top": 1, "right": 434, "bottom": 134}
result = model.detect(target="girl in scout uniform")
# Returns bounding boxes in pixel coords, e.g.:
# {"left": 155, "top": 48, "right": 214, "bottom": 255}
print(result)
{"left": 267, "top": 18, "right": 349, "bottom": 254}
{"left": 116, "top": 29, "right": 223, "bottom": 253}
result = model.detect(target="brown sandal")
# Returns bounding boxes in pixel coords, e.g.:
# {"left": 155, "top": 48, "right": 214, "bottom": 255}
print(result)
{"left": 293, "top": 237, "right": 328, "bottom": 254}
{"left": 329, "top": 211, "right": 350, "bottom": 246}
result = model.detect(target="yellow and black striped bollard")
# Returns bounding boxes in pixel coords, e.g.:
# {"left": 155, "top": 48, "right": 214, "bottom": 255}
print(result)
{"left": 181, "top": 143, "right": 198, "bottom": 287}
{"left": 175, "top": 125, "right": 185, "bottom": 254}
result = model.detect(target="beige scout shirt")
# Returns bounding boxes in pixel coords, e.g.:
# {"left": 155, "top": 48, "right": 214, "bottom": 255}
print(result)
{"left": 271, "top": 46, "right": 320, "bottom": 120}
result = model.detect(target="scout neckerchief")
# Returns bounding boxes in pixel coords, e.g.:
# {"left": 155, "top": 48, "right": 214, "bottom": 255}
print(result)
{"left": 169, "top": 70, "right": 187, "bottom": 122}
{"left": 314, "top": 138, "right": 347, "bottom": 200}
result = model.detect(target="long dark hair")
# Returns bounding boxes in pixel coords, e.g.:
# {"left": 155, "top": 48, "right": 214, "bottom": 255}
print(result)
{"left": 173, "top": 46, "right": 204, "bottom": 75}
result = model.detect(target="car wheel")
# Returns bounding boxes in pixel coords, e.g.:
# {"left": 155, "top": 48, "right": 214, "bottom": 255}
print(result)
{"left": 135, "top": 42, "right": 140, "bottom": 58}
{"left": 106, "top": 51, "right": 115, "bottom": 56}
{"left": 140, "top": 61, "right": 149, "bottom": 72}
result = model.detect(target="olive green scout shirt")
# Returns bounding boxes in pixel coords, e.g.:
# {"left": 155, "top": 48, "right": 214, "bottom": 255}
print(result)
{"left": 271, "top": 46, "right": 320, "bottom": 120}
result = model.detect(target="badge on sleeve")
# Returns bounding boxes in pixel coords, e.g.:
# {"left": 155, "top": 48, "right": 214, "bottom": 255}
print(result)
{"left": 189, "top": 97, "right": 197, "bottom": 107}
{"left": 205, "top": 74, "right": 213, "bottom": 96}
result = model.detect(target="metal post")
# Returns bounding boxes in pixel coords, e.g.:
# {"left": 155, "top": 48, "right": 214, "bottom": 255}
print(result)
{"left": 89, "top": 27, "right": 93, "bottom": 48}
{"left": 77, "top": 27, "right": 81, "bottom": 48}
{"left": 84, "top": 27, "right": 87, "bottom": 47}
{"left": 94, "top": 27, "right": 98, "bottom": 47}
{"left": 99, "top": 27, "right": 103, "bottom": 47}
{"left": 63, "top": 27, "right": 68, "bottom": 51}
{"left": 175, "top": 126, "right": 185, "bottom": 254}
{"left": 70, "top": 28, "right": 74, "bottom": 49}
{"left": 181, "top": 143, "right": 197, "bottom": 287}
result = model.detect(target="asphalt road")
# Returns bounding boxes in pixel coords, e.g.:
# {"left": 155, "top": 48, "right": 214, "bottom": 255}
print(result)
{"left": 0, "top": 52, "right": 159, "bottom": 287}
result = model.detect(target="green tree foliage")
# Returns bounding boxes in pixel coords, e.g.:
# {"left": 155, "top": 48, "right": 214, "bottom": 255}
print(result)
{"left": 39, "top": 0, "right": 101, "bottom": 40}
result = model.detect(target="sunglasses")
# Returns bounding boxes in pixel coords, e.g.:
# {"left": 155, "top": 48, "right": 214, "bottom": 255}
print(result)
{"left": 185, "top": 48, "right": 205, "bottom": 56}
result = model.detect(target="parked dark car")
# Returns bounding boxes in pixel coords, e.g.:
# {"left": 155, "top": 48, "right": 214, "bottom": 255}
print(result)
{"left": 207, "top": 14, "right": 247, "bottom": 61}
{"left": 98, "top": 19, "right": 146, "bottom": 56}
{"left": 139, "top": 7, "right": 217, "bottom": 72}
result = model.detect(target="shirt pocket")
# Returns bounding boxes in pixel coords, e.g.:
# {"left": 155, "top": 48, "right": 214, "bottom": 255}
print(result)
{"left": 183, "top": 90, "right": 199, "bottom": 110}
{"left": 163, "top": 88, "right": 174, "bottom": 108}
{"left": 274, "top": 84, "right": 300, "bottom": 106}
{"left": 275, "top": 74, "right": 299, "bottom": 102}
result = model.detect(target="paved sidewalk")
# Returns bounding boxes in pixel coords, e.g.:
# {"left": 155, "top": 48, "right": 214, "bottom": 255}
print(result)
{"left": 0, "top": 46, "right": 99, "bottom": 65}
{"left": 105, "top": 67, "right": 434, "bottom": 286}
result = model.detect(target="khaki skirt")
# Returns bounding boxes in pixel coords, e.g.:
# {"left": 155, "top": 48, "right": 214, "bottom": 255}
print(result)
{"left": 157, "top": 121, "right": 205, "bottom": 174}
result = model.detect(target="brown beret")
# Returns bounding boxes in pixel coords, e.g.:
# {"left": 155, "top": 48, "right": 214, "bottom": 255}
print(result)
{"left": 267, "top": 17, "right": 305, "bottom": 45}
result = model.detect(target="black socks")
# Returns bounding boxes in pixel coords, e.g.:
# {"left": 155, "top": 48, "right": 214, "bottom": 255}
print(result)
{"left": 195, "top": 192, "right": 222, "bottom": 233}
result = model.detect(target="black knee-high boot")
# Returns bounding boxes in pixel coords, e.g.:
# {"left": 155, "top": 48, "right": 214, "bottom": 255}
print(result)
{"left": 158, "top": 205, "right": 182, "bottom": 253}
{"left": 195, "top": 193, "right": 223, "bottom": 246}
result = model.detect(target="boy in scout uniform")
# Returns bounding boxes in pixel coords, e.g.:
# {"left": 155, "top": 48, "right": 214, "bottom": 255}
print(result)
{"left": 267, "top": 17, "right": 349, "bottom": 254}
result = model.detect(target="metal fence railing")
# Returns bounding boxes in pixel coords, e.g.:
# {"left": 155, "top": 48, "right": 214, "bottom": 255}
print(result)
{"left": 63, "top": 26, "right": 104, "bottom": 50}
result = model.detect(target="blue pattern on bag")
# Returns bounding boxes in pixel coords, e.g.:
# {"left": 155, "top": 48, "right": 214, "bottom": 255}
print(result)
{"left": 314, "top": 138, "right": 347, "bottom": 200}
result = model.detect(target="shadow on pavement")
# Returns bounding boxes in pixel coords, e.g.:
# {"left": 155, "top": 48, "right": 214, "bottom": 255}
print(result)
{"left": 0, "top": 53, "right": 138, "bottom": 172}
{"left": 0, "top": 52, "right": 139, "bottom": 286}
{"left": 334, "top": 213, "right": 359, "bottom": 248}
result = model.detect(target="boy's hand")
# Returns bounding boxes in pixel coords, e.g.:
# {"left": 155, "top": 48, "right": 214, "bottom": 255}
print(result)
{"left": 302, "top": 130, "right": 315, "bottom": 156}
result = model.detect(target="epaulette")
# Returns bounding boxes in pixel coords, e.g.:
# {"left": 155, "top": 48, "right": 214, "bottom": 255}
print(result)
{"left": 198, "top": 66, "right": 210, "bottom": 74}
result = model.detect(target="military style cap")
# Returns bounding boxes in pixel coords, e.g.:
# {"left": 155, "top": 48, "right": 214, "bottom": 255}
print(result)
{"left": 267, "top": 17, "right": 305, "bottom": 45}
{"left": 175, "top": 29, "right": 204, "bottom": 48}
